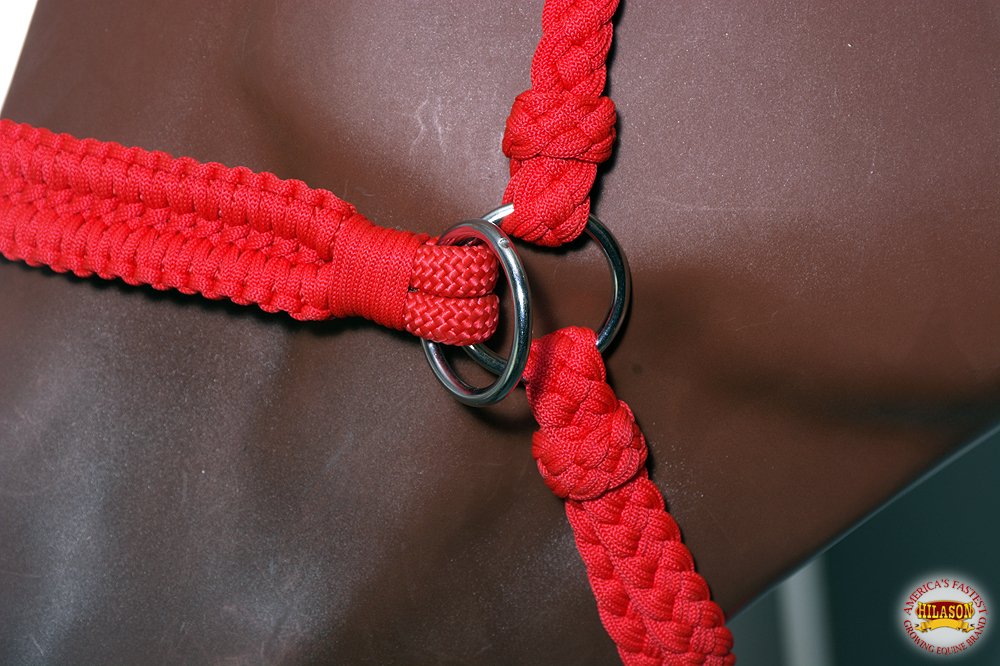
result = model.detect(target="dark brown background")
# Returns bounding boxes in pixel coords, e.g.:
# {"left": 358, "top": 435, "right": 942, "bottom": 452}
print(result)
{"left": 1, "top": 2, "right": 997, "bottom": 664}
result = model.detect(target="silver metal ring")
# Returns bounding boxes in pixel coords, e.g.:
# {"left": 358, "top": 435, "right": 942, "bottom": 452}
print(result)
{"left": 421, "top": 219, "right": 532, "bottom": 407}
{"left": 464, "top": 204, "right": 631, "bottom": 376}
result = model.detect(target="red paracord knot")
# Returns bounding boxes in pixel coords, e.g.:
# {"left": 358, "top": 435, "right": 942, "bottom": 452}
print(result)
{"left": 523, "top": 327, "right": 735, "bottom": 666}
{"left": 524, "top": 326, "right": 646, "bottom": 501}
{"left": 501, "top": 0, "right": 618, "bottom": 246}
{"left": 0, "top": 120, "right": 498, "bottom": 345}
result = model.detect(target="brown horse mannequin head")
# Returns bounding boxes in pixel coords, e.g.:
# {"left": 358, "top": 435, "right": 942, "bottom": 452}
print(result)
{"left": 1, "top": 2, "right": 997, "bottom": 663}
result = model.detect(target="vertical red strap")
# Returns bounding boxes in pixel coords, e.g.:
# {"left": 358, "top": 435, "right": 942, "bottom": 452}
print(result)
{"left": 506, "top": 4, "right": 734, "bottom": 662}
{"left": 501, "top": 0, "right": 619, "bottom": 246}
{"left": 523, "top": 328, "right": 736, "bottom": 665}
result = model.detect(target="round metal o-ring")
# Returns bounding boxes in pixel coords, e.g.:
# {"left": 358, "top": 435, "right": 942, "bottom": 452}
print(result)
{"left": 464, "top": 204, "right": 631, "bottom": 376}
{"left": 421, "top": 219, "right": 532, "bottom": 407}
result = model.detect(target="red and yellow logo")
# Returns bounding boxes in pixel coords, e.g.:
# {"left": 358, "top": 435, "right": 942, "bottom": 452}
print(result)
{"left": 914, "top": 600, "right": 977, "bottom": 633}
{"left": 900, "top": 575, "right": 989, "bottom": 656}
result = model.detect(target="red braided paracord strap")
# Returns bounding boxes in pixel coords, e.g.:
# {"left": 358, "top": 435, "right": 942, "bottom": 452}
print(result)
{"left": 501, "top": 0, "right": 618, "bottom": 246}
{"left": 507, "top": 2, "right": 735, "bottom": 663}
{"left": 523, "top": 328, "right": 735, "bottom": 666}
{"left": 0, "top": 120, "right": 498, "bottom": 346}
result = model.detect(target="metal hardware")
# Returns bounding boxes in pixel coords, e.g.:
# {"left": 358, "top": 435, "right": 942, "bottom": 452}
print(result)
{"left": 421, "top": 219, "right": 532, "bottom": 406}
{"left": 463, "top": 204, "right": 631, "bottom": 376}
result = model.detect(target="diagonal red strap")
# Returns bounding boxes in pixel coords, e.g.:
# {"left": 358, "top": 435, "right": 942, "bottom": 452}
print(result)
{"left": 523, "top": 327, "right": 736, "bottom": 666}
{"left": 0, "top": 119, "right": 498, "bottom": 346}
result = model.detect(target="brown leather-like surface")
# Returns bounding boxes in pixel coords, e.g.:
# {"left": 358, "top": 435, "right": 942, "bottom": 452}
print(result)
{"left": 1, "top": 2, "right": 997, "bottom": 664}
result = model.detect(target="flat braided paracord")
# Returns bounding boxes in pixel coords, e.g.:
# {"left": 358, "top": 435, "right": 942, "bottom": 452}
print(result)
{"left": 524, "top": 328, "right": 735, "bottom": 665}
{"left": 504, "top": 1, "right": 735, "bottom": 664}
{"left": 0, "top": 120, "right": 498, "bottom": 346}
{"left": 0, "top": 1, "right": 735, "bottom": 663}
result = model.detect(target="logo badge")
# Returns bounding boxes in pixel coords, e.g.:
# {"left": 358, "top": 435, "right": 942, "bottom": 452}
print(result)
{"left": 900, "top": 574, "right": 989, "bottom": 656}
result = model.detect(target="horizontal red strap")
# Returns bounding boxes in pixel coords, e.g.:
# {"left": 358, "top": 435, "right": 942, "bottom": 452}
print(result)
{"left": 0, "top": 120, "right": 497, "bottom": 345}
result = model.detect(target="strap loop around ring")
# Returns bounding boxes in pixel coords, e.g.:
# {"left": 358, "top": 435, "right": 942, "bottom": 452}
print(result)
{"left": 464, "top": 204, "right": 630, "bottom": 377}
{"left": 421, "top": 219, "right": 532, "bottom": 406}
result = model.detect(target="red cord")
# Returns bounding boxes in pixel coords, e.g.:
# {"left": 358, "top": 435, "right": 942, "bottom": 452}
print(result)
{"left": 524, "top": 328, "right": 735, "bottom": 665}
{"left": 0, "top": 120, "right": 497, "bottom": 346}
{"left": 501, "top": 0, "right": 618, "bottom": 246}
{"left": 506, "top": 3, "right": 735, "bottom": 663}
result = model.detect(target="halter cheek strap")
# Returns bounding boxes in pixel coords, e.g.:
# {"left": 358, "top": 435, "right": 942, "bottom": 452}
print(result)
{"left": 503, "top": 8, "right": 735, "bottom": 656}
{"left": 0, "top": 1, "right": 735, "bottom": 663}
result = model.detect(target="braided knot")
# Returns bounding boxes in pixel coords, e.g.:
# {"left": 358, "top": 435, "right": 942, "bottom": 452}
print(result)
{"left": 524, "top": 325, "right": 736, "bottom": 665}
{"left": 503, "top": 91, "right": 616, "bottom": 164}
{"left": 501, "top": 0, "right": 619, "bottom": 247}
{"left": 522, "top": 327, "right": 645, "bottom": 501}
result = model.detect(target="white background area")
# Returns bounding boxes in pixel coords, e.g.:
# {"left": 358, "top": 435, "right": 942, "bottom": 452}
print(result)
{"left": 1, "top": 0, "right": 36, "bottom": 108}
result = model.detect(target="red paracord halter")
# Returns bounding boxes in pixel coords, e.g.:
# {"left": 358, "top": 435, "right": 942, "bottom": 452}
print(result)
{"left": 525, "top": 327, "right": 734, "bottom": 665}
{"left": 0, "top": 2, "right": 734, "bottom": 664}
